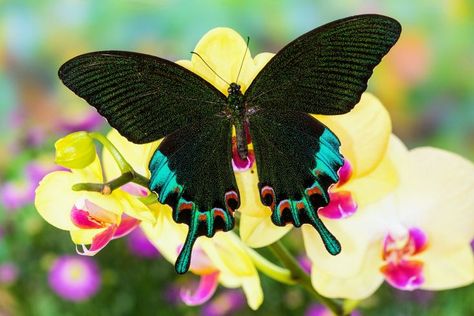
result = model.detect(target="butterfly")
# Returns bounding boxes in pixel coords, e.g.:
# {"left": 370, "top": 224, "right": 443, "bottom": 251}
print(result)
{"left": 58, "top": 14, "right": 401, "bottom": 274}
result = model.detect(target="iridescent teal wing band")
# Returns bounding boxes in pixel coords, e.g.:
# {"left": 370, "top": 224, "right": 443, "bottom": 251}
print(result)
{"left": 249, "top": 111, "right": 343, "bottom": 255}
{"left": 149, "top": 118, "right": 239, "bottom": 274}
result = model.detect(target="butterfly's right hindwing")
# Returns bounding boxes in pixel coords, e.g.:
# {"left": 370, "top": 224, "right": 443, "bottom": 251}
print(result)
{"left": 249, "top": 111, "right": 343, "bottom": 255}
{"left": 59, "top": 51, "right": 227, "bottom": 143}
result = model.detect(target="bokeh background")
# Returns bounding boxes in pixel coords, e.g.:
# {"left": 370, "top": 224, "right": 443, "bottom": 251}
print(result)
{"left": 0, "top": 0, "right": 473, "bottom": 315}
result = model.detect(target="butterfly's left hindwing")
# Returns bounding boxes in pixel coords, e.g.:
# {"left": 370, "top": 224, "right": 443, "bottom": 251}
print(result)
{"left": 249, "top": 111, "right": 343, "bottom": 255}
{"left": 149, "top": 117, "right": 239, "bottom": 274}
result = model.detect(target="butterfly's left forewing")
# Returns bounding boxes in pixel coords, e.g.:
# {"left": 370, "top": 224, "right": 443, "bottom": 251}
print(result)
{"left": 59, "top": 51, "right": 227, "bottom": 143}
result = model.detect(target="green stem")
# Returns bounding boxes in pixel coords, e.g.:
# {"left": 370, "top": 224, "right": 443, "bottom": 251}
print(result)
{"left": 268, "top": 241, "right": 343, "bottom": 315}
{"left": 245, "top": 247, "right": 296, "bottom": 285}
{"left": 72, "top": 171, "right": 135, "bottom": 194}
{"left": 89, "top": 132, "right": 133, "bottom": 174}
{"left": 132, "top": 173, "right": 150, "bottom": 188}
{"left": 343, "top": 299, "right": 360, "bottom": 315}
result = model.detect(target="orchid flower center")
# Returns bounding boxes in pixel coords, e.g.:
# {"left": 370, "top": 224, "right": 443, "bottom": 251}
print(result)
{"left": 380, "top": 227, "right": 428, "bottom": 290}
{"left": 383, "top": 227, "right": 428, "bottom": 262}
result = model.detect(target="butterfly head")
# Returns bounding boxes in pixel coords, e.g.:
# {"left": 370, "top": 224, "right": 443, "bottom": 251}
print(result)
{"left": 227, "top": 82, "right": 241, "bottom": 95}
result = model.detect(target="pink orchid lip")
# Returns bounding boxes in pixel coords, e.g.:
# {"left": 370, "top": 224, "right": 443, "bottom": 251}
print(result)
{"left": 76, "top": 225, "right": 117, "bottom": 256}
{"left": 112, "top": 214, "right": 140, "bottom": 239}
{"left": 76, "top": 215, "right": 140, "bottom": 256}
{"left": 180, "top": 271, "right": 220, "bottom": 306}
{"left": 381, "top": 227, "right": 428, "bottom": 290}
{"left": 71, "top": 199, "right": 118, "bottom": 229}
{"left": 380, "top": 260, "right": 424, "bottom": 290}
{"left": 318, "top": 190, "right": 357, "bottom": 219}
{"left": 72, "top": 200, "right": 140, "bottom": 256}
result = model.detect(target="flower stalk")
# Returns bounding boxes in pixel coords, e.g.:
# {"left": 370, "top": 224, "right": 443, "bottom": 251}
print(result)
{"left": 268, "top": 241, "right": 344, "bottom": 315}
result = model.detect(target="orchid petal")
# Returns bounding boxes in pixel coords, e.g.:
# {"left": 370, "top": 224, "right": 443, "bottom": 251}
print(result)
{"left": 303, "top": 193, "right": 393, "bottom": 279}
{"left": 315, "top": 93, "right": 391, "bottom": 178}
{"left": 116, "top": 190, "right": 156, "bottom": 224}
{"left": 141, "top": 203, "right": 188, "bottom": 264}
{"left": 180, "top": 271, "right": 220, "bottom": 306}
{"left": 397, "top": 147, "right": 474, "bottom": 245}
{"left": 419, "top": 244, "right": 474, "bottom": 290}
{"left": 239, "top": 213, "right": 291, "bottom": 248}
{"left": 102, "top": 129, "right": 160, "bottom": 179}
{"left": 340, "top": 134, "right": 406, "bottom": 208}
{"left": 241, "top": 275, "right": 264, "bottom": 310}
{"left": 113, "top": 214, "right": 140, "bottom": 239}
{"left": 201, "top": 233, "right": 256, "bottom": 277}
{"left": 309, "top": 236, "right": 384, "bottom": 299}
{"left": 183, "top": 28, "right": 255, "bottom": 94}
{"left": 75, "top": 225, "right": 117, "bottom": 256}
{"left": 234, "top": 165, "right": 269, "bottom": 217}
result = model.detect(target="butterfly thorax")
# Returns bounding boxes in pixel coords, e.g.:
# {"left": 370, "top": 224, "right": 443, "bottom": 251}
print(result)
{"left": 226, "top": 82, "right": 248, "bottom": 160}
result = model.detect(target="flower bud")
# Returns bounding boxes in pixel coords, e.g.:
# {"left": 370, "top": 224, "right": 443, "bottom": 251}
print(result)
{"left": 55, "top": 132, "right": 96, "bottom": 169}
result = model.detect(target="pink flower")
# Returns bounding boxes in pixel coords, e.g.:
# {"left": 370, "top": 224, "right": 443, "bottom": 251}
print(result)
{"left": 48, "top": 256, "right": 101, "bottom": 301}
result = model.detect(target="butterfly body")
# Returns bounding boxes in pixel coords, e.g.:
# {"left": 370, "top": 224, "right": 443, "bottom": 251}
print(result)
{"left": 224, "top": 82, "right": 250, "bottom": 159}
{"left": 58, "top": 14, "right": 401, "bottom": 274}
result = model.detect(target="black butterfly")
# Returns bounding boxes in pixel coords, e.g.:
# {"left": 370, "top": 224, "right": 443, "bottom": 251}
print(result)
{"left": 59, "top": 14, "right": 401, "bottom": 274}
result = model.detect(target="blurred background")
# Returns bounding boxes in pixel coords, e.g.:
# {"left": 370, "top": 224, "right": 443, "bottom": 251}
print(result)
{"left": 0, "top": 0, "right": 473, "bottom": 315}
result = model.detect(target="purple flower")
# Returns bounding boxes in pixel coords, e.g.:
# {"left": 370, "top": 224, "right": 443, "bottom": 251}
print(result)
{"left": 201, "top": 290, "right": 246, "bottom": 316}
{"left": 58, "top": 110, "right": 104, "bottom": 133}
{"left": 297, "top": 255, "right": 312, "bottom": 274}
{"left": 0, "top": 262, "right": 19, "bottom": 285}
{"left": 305, "top": 304, "right": 360, "bottom": 316}
{"left": 126, "top": 227, "right": 160, "bottom": 258}
{"left": 48, "top": 256, "right": 101, "bottom": 301}
{"left": 0, "top": 161, "right": 62, "bottom": 211}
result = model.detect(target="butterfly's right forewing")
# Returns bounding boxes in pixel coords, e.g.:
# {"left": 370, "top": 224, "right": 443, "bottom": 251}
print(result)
{"left": 245, "top": 14, "right": 401, "bottom": 115}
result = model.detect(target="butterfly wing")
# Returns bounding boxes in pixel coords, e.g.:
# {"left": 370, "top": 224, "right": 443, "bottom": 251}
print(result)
{"left": 245, "top": 14, "right": 400, "bottom": 253}
{"left": 149, "top": 117, "right": 238, "bottom": 274}
{"left": 245, "top": 14, "right": 401, "bottom": 114}
{"left": 58, "top": 51, "right": 227, "bottom": 142}
{"left": 59, "top": 51, "right": 236, "bottom": 274}
{"left": 249, "top": 111, "right": 343, "bottom": 254}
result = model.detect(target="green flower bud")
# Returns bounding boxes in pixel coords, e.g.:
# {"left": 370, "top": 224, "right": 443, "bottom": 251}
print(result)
{"left": 55, "top": 131, "right": 96, "bottom": 169}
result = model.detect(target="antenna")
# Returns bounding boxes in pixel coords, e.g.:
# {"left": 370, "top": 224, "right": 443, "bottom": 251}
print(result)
{"left": 190, "top": 51, "right": 230, "bottom": 86}
{"left": 235, "top": 36, "right": 250, "bottom": 84}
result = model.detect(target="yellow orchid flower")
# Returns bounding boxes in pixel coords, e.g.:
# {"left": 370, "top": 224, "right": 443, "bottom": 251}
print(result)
{"left": 142, "top": 206, "right": 263, "bottom": 310}
{"left": 104, "top": 128, "right": 263, "bottom": 310}
{"left": 181, "top": 27, "right": 399, "bottom": 248}
{"left": 35, "top": 134, "right": 152, "bottom": 256}
{"left": 303, "top": 135, "right": 474, "bottom": 299}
